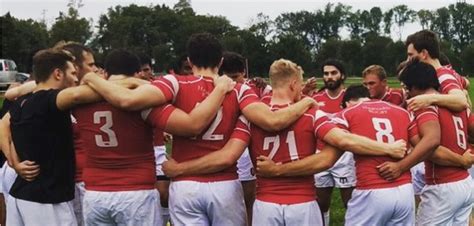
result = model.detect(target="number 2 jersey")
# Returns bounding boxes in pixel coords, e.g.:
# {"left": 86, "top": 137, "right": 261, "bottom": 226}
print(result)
{"left": 332, "top": 100, "right": 417, "bottom": 189}
{"left": 233, "top": 103, "right": 337, "bottom": 205}
{"left": 153, "top": 74, "right": 260, "bottom": 182}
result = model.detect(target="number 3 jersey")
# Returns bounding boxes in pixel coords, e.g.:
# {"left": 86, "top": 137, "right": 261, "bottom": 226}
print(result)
{"left": 332, "top": 100, "right": 417, "bottom": 189}
{"left": 72, "top": 102, "right": 174, "bottom": 191}
{"left": 153, "top": 74, "right": 260, "bottom": 182}
{"left": 233, "top": 104, "right": 336, "bottom": 204}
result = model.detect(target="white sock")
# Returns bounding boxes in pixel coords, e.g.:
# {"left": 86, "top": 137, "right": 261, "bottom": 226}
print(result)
{"left": 323, "top": 211, "right": 330, "bottom": 226}
{"left": 161, "top": 207, "right": 170, "bottom": 226}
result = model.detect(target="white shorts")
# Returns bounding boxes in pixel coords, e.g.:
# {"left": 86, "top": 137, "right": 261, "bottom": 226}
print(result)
{"left": 237, "top": 148, "right": 256, "bottom": 182}
{"left": 417, "top": 177, "right": 474, "bottom": 226}
{"left": 410, "top": 162, "right": 426, "bottom": 195}
{"left": 469, "top": 166, "right": 474, "bottom": 179}
{"left": 72, "top": 182, "right": 85, "bottom": 226}
{"left": 169, "top": 180, "right": 246, "bottom": 226}
{"left": 0, "top": 162, "right": 17, "bottom": 196}
{"left": 161, "top": 206, "right": 170, "bottom": 226}
{"left": 83, "top": 189, "right": 161, "bottom": 226}
{"left": 7, "top": 196, "right": 77, "bottom": 226}
{"left": 154, "top": 145, "right": 167, "bottom": 177}
{"left": 345, "top": 183, "right": 415, "bottom": 226}
{"left": 314, "top": 151, "right": 356, "bottom": 188}
{"left": 252, "top": 199, "right": 322, "bottom": 226}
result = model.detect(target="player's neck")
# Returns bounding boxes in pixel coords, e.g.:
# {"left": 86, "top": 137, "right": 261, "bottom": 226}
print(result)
{"left": 34, "top": 79, "right": 62, "bottom": 92}
{"left": 326, "top": 86, "right": 344, "bottom": 98}
{"left": 270, "top": 89, "right": 294, "bottom": 105}
{"left": 192, "top": 67, "right": 219, "bottom": 79}
{"left": 425, "top": 58, "right": 442, "bottom": 70}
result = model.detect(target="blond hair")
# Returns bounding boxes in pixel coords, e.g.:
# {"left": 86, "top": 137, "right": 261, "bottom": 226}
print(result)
{"left": 269, "top": 59, "right": 303, "bottom": 88}
{"left": 362, "top": 65, "right": 387, "bottom": 80}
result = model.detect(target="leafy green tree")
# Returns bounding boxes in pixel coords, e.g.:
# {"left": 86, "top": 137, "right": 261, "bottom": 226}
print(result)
{"left": 49, "top": 2, "right": 92, "bottom": 45}
{"left": 391, "top": 5, "right": 416, "bottom": 40}
{"left": 417, "top": 9, "right": 434, "bottom": 30}
{"left": 448, "top": 3, "right": 473, "bottom": 53}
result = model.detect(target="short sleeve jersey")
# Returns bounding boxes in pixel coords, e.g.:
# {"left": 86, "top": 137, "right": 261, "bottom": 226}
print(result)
{"left": 73, "top": 102, "right": 156, "bottom": 191}
{"left": 153, "top": 74, "right": 259, "bottom": 182}
{"left": 332, "top": 100, "right": 416, "bottom": 189}
{"left": 233, "top": 102, "right": 336, "bottom": 204}
{"left": 414, "top": 105, "right": 470, "bottom": 185}
{"left": 437, "top": 66, "right": 464, "bottom": 94}
{"left": 312, "top": 89, "right": 345, "bottom": 114}
{"left": 381, "top": 88, "right": 406, "bottom": 107}
{"left": 9, "top": 89, "right": 75, "bottom": 203}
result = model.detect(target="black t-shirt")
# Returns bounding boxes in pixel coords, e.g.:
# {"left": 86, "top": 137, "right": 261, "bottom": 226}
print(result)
{"left": 9, "top": 89, "right": 75, "bottom": 203}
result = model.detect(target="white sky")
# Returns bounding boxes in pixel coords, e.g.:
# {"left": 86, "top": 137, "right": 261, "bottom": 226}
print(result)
{"left": 0, "top": 0, "right": 471, "bottom": 39}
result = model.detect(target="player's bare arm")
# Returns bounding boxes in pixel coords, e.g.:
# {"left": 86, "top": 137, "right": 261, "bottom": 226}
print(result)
{"left": 428, "top": 147, "right": 473, "bottom": 169}
{"left": 0, "top": 113, "right": 40, "bottom": 181}
{"left": 407, "top": 89, "right": 468, "bottom": 112}
{"left": 256, "top": 144, "right": 343, "bottom": 177}
{"left": 162, "top": 138, "right": 247, "bottom": 178}
{"left": 242, "top": 97, "right": 316, "bottom": 132}
{"left": 83, "top": 72, "right": 168, "bottom": 111}
{"left": 323, "top": 128, "right": 407, "bottom": 159}
{"left": 56, "top": 85, "right": 103, "bottom": 111}
{"left": 4, "top": 81, "right": 36, "bottom": 100}
{"left": 378, "top": 120, "right": 440, "bottom": 181}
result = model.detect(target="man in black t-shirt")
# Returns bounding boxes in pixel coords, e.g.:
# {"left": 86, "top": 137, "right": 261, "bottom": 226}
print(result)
{"left": 1, "top": 49, "right": 100, "bottom": 226}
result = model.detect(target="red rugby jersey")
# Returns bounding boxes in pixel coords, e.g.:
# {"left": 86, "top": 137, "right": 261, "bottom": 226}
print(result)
{"left": 233, "top": 102, "right": 336, "bottom": 204}
{"left": 153, "top": 74, "right": 259, "bottom": 182}
{"left": 73, "top": 102, "right": 157, "bottom": 191}
{"left": 381, "top": 88, "right": 405, "bottom": 107}
{"left": 333, "top": 100, "right": 416, "bottom": 189}
{"left": 312, "top": 89, "right": 345, "bottom": 114}
{"left": 414, "top": 105, "right": 470, "bottom": 185}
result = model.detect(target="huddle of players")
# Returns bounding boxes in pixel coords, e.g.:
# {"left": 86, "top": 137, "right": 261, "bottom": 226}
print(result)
{"left": 0, "top": 29, "right": 473, "bottom": 226}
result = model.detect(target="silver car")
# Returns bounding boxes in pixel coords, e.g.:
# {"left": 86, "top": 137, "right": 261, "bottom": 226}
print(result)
{"left": 0, "top": 59, "right": 18, "bottom": 87}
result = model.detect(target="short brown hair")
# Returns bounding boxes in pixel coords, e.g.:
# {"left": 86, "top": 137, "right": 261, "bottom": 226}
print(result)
{"left": 32, "top": 49, "right": 75, "bottom": 83}
{"left": 53, "top": 41, "right": 93, "bottom": 68}
{"left": 362, "top": 65, "right": 387, "bottom": 80}
{"left": 269, "top": 59, "right": 303, "bottom": 88}
{"left": 405, "top": 30, "right": 440, "bottom": 59}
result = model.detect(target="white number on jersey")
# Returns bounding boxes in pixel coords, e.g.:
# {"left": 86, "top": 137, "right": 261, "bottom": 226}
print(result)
{"left": 372, "top": 118, "right": 395, "bottom": 143}
{"left": 452, "top": 116, "right": 467, "bottom": 149}
{"left": 202, "top": 107, "right": 224, "bottom": 141}
{"left": 263, "top": 131, "right": 298, "bottom": 160}
{"left": 94, "top": 111, "right": 118, "bottom": 147}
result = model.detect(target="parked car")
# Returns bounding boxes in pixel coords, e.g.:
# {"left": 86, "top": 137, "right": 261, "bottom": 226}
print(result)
{"left": 0, "top": 59, "right": 18, "bottom": 88}
{"left": 15, "top": 72, "right": 30, "bottom": 83}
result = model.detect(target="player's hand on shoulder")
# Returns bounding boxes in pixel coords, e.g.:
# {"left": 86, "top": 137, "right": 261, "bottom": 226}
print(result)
{"left": 387, "top": 139, "right": 407, "bottom": 159}
{"left": 377, "top": 161, "right": 402, "bottom": 181}
{"left": 162, "top": 158, "right": 182, "bottom": 178}
{"left": 214, "top": 75, "right": 236, "bottom": 93}
{"left": 300, "top": 96, "right": 318, "bottom": 108}
{"left": 302, "top": 77, "right": 317, "bottom": 96}
{"left": 249, "top": 77, "right": 268, "bottom": 89}
{"left": 256, "top": 155, "right": 281, "bottom": 177}
{"left": 407, "top": 94, "right": 432, "bottom": 112}
{"left": 13, "top": 160, "right": 40, "bottom": 182}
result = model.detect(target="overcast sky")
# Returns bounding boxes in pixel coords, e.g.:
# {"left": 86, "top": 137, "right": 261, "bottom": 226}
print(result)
{"left": 0, "top": 0, "right": 469, "bottom": 39}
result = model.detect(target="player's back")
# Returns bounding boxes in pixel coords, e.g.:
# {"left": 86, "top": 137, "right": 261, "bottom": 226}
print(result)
{"left": 335, "top": 100, "right": 414, "bottom": 189}
{"left": 73, "top": 102, "right": 155, "bottom": 191}
{"left": 247, "top": 104, "right": 334, "bottom": 204}
{"left": 312, "top": 89, "right": 345, "bottom": 114}
{"left": 154, "top": 74, "right": 259, "bottom": 182}
{"left": 420, "top": 106, "right": 470, "bottom": 184}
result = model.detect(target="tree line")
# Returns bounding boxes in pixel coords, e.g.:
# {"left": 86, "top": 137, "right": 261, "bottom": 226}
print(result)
{"left": 1, "top": 0, "right": 473, "bottom": 76}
